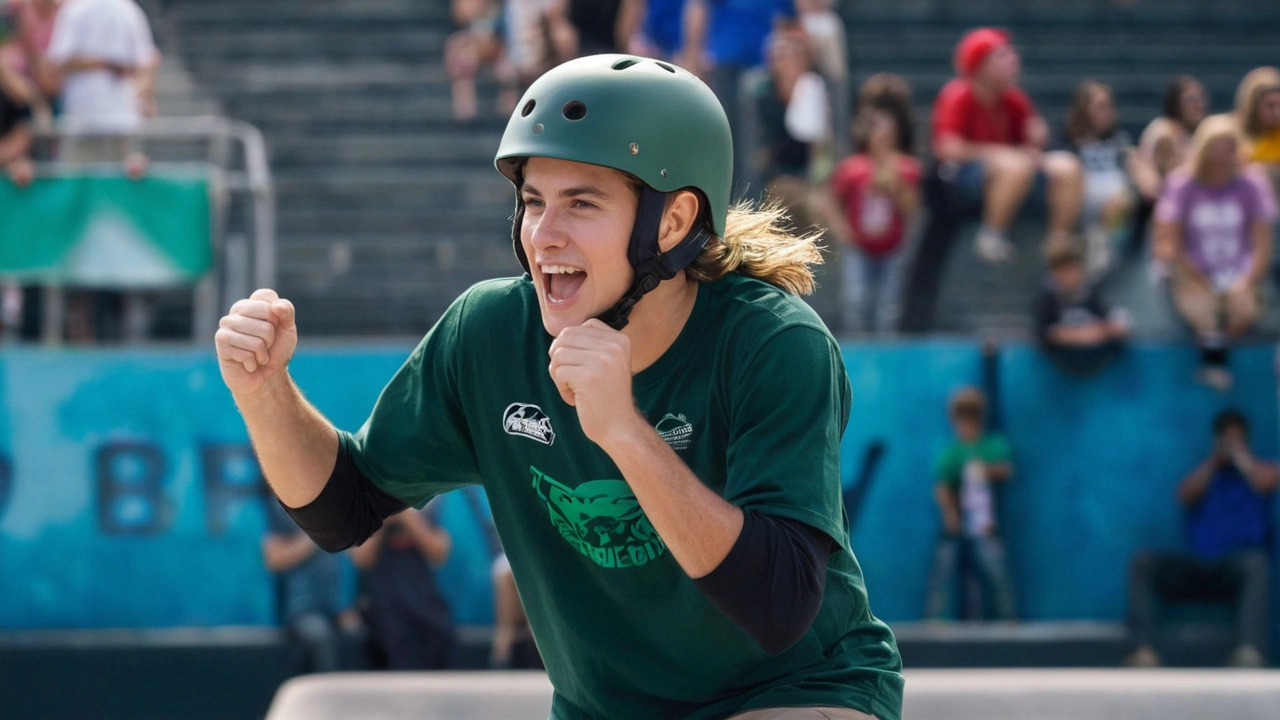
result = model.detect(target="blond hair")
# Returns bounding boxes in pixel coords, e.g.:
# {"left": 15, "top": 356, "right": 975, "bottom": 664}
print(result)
{"left": 1235, "top": 66, "right": 1280, "bottom": 139}
{"left": 1184, "top": 113, "right": 1244, "bottom": 184}
{"left": 685, "top": 199, "right": 824, "bottom": 295}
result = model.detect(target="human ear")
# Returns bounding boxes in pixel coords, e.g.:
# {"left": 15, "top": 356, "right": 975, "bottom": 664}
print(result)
{"left": 657, "top": 190, "right": 701, "bottom": 253}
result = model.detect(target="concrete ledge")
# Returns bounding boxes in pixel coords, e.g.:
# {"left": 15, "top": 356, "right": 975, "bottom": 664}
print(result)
{"left": 265, "top": 669, "right": 1280, "bottom": 720}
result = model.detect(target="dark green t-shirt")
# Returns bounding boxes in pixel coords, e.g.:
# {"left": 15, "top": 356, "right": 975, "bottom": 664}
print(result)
{"left": 341, "top": 274, "right": 903, "bottom": 720}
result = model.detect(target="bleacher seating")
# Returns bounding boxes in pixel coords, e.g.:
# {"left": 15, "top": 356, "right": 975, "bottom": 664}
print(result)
{"left": 154, "top": 0, "right": 1280, "bottom": 337}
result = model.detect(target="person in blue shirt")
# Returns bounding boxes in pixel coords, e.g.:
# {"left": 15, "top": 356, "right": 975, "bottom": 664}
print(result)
{"left": 1125, "top": 409, "right": 1278, "bottom": 668}
{"left": 682, "top": 0, "right": 796, "bottom": 193}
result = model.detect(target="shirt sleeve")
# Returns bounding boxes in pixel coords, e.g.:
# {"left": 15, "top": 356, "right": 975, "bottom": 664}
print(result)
{"left": 931, "top": 82, "right": 967, "bottom": 148}
{"left": 343, "top": 290, "right": 484, "bottom": 508}
{"left": 721, "top": 325, "right": 851, "bottom": 553}
{"left": 44, "top": 8, "right": 74, "bottom": 64}
{"left": 1244, "top": 167, "right": 1279, "bottom": 223}
{"left": 934, "top": 445, "right": 959, "bottom": 488}
{"left": 1006, "top": 88, "right": 1035, "bottom": 146}
{"left": 1033, "top": 288, "right": 1058, "bottom": 341}
{"left": 129, "top": 2, "right": 156, "bottom": 66}
{"left": 985, "top": 434, "right": 1013, "bottom": 464}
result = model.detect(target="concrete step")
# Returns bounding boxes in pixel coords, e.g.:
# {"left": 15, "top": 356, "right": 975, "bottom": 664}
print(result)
{"left": 168, "top": 0, "right": 450, "bottom": 25}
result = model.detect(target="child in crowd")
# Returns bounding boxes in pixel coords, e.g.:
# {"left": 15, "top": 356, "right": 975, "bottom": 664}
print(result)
{"left": 829, "top": 77, "right": 920, "bottom": 333}
{"left": 1063, "top": 81, "right": 1152, "bottom": 275}
{"left": 1033, "top": 234, "right": 1130, "bottom": 376}
{"left": 1154, "top": 114, "right": 1277, "bottom": 391}
{"left": 925, "top": 387, "right": 1017, "bottom": 622}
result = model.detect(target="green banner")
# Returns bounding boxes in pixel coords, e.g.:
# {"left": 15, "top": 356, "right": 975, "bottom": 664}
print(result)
{"left": 0, "top": 173, "right": 213, "bottom": 287}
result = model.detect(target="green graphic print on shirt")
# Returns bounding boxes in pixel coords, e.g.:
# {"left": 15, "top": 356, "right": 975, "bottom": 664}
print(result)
{"left": 531, "top": 467, "right": 668, "bottom": 569}
{"left": 340, "top": 273, "right": 904, "bottom": 720}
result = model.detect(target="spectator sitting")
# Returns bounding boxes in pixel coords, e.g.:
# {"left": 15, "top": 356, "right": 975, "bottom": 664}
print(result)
{"left": 1131, "top": 76, "right": 1209, "bottom": 254}
{"left": 350, "top": 505, "right": 457, "bottom": 670}
{"left": 1140, "top": 76, "right": 1209, "bottom": 186}
{"left": 754, "top": 31, "right": 828, "bottom": 229}
{"left": 1153, "top": 114, "right": 1276, "bottom": 392}
{"left": 1033, "top": 234, "right": 1130, "bottom": 376}
{"left": 829, "top": 84, "right": 921, "bottom": 334}
{"left": 445, "top": 0, "right": 505, "bottom": 122}
{"left": 263, "top": 501, "right": 362, "bottom": 674}
{"left": 619, "top": 0, "right": 686, "bottom": 61}
{"left": 931, "top": 27, "right": 1083, "bottom": 264}
{"left": 489, "top": 552, "right": 543, "bottom": 670}
{"left": 924, "top": 386, "right": 1017, "bottom": 622}
{"left": 1063, "top": 80, "right": 1149, "bottom": 276}
{"left": 1234, "top": 66, "right": 1280, "bottom": 197}
{"left": 1125, "top": 409, "right": 1277, "bottom": 668}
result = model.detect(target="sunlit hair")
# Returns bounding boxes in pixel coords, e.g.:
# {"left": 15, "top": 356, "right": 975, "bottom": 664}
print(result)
{"left": 685, "top": 198, "right": 823, "bottom": 296}
{"left": 1234, "top": 66, "right": 1280, "bottom": 139}
{"left": 948, "top": 386, "right": 987, "bottom": 421}
{"left": 1183, "top": 113, "right": 1244, "bottom": 184}
{"left": 1064, "top": 80, "right": 1114, "bottom": 144}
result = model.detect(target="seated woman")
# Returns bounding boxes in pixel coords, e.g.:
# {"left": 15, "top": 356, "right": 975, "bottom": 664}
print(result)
{"left": 1235, "top": 66, "right": 1280, "bottom": 199}
{"left": 1062, "top": 81, "right": 1150, "bottom": 276}
{"left": 1154, "top": 114, "right": 1277, "bottom": 391}
{"left": 1133, "top": 76, "right": 1209, "bottom": 253}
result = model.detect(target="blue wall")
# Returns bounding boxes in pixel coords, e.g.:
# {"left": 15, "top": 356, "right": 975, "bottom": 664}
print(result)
{"left": 1, "top": 341, "right": 1277, "bottom": 629}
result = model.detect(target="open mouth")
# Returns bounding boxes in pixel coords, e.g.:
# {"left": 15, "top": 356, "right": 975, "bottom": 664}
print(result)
{"left": 541, "top": 264, "right": 587, "bottom": 305}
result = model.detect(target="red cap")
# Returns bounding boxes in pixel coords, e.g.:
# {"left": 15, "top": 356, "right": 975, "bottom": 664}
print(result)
{"left": 954, "top": 27, "right": 1010, "bottom": 77}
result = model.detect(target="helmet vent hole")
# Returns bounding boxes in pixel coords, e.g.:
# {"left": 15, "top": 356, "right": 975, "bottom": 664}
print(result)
{"left": 521, "top": 99, "right": 536, "bottom": 117}
{"left": 655, "top": 62, "right": 676, "bottom": 73}
{"left": 611, "top": 58, "right": 640, "bottom": 70}
{"left": 562, "top": 101, "right": 588, "bottom": 121}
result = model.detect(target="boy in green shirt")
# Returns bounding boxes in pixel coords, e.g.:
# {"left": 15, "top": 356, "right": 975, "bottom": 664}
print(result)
{"left": 215, "top": 54, "right": 903, "bottom": 719}
{"left": 924, "top": 386, "right": 1017, "bottom": 620}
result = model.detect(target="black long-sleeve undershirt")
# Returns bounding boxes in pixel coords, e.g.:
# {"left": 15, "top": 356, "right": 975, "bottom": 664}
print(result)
{"left": 283, "top": 446, "right": 832, "bottom": 654}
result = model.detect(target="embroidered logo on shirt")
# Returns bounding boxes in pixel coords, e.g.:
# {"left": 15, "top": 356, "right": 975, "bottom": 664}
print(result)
{"left": 655, "top": 413, "right": 694, "bottom": 451}
{"left": 503, "top": 403, "right": 556, "bottom": 446}
{"left": 531, "top": 466, "right": 668, "bottom": 569}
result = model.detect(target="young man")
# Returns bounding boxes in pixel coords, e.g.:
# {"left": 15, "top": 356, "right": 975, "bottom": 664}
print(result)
{"left": 216, "top": 55, "right": 903, "bottom": 720}
{"left": 1126, "top": 409, "right": 1278, "bottom": 668}
{"left": 931, "top": 27, "right": 1083, "bottom": 263}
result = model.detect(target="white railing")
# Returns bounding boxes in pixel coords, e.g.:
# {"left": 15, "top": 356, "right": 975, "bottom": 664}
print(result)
{"left": 29, "top": 116, "right": 275, "bottom": 343}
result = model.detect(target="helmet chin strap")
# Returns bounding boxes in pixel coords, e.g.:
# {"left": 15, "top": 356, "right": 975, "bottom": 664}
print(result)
{"left": 595, "top": 186, "right": 712, "bottom": 331}
{"left": 510, "top": 184, "right": 711, "bottom": 331}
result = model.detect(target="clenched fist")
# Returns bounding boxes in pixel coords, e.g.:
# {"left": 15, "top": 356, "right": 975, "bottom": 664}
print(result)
{"left": 214, "top": 288, "right": 298, "bottom": 398}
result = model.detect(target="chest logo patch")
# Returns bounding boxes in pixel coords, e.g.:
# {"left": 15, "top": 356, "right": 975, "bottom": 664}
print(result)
{"left": 655, "top": 413, "right": 693, "bottom": 451}
{"left": 531, "top": 466, "right": 667, "bottom": 569}
{"left": 503, "top": 403, "right": 556, "bottom": 446}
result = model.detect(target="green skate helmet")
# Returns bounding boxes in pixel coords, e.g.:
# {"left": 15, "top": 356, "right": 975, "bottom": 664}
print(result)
{"left": 494, "top": 54, "right": 733, "bottom": 329}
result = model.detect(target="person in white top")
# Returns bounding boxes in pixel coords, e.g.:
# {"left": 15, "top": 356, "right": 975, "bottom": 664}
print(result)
{"left": 44, "top": 0, "right": 157, "bottom": 162}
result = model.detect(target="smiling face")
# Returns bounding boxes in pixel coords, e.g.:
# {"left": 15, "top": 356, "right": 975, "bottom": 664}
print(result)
{"left": 520, "top": 157, "right": 639, "bottom": 337}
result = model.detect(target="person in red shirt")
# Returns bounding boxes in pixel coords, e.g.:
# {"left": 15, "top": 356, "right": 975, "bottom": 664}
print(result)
{"left": 830, "top": 80, "right": 921, "bottom": 333}
{"left": 932, "top": 27, "right": 1082, "bottom": 263}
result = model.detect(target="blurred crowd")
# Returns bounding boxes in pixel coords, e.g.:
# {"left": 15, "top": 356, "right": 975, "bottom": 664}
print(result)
{"left": 0, "top": 0, "right": 159, "bottom": 343}
{"left": 262, "top": 498, "right": 543, "bottom": 674}
{"left": 444, "top": 1, "right": 1280, "bottom": 394}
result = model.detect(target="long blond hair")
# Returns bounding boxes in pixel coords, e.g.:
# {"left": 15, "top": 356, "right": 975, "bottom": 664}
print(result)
{"left": 1184, "top": 113, "right": 1244, "bottom": 184}
{"left": 1235, "top": 66, "right": 1280, "bottom": 139}
{"left": 685, "top": 199, "right": 824, "bottom": 295}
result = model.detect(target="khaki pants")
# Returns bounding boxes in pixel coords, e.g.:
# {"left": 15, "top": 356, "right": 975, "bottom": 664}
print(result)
{"left": 1170, "top": 269, "right": 1263, "bottom": 339}
{"left": 726, "top": 707, "right": 877, "bottom": 720}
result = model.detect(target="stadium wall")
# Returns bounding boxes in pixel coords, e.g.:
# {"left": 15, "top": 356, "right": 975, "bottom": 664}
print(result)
{"left": 0, "top": 341, "right": 1276, "bottom": 629}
